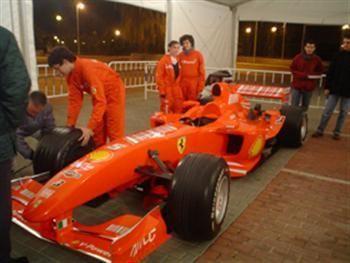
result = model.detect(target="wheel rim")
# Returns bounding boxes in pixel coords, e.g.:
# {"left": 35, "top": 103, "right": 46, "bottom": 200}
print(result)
{"left": 300, "top": 116, "right": 307, "bottom": 141}
{"left": 215, "top": 174, "right": 229, "bottom": 224}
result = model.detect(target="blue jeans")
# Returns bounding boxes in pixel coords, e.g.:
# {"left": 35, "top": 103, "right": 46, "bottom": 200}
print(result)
{"left": 317, "top": 94, "right": 350, "bottom": 135}
{"left": 291, "top": 88, "right": 313, "bottom": 111}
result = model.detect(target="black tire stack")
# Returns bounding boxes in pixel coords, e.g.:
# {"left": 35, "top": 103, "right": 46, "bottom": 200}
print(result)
{"left": 33, "top": 127, "right": 95, "bottom": 176}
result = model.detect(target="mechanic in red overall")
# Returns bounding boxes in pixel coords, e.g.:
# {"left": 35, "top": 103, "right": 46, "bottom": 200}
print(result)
{"left": 178, "top": 34, "right": 205, "bottom": 101}
{"left": 156, "top": 40, "right": 183, "bottom": 113}
{"left": 48, "top": 47, "right": 125, "bottom": 147}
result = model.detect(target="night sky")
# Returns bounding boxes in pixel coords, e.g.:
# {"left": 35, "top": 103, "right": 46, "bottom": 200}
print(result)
{"left": 33, "top": 0, "right": 166, "bottom": 55}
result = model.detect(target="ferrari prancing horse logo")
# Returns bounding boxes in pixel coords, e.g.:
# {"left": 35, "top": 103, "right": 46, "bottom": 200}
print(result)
{"left": 177, "top": 136, "right": 186, "bottom": 154}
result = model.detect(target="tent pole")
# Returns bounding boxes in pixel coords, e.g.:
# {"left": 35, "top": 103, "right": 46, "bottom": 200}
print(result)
{"left": 231, "top": 7, "right": 239, "bottom": 69}
{"left": 253, "top": 21, "right": 258, "bottom": 63}
{"left": 165, "top": 0, "right": 172, "bottom": 52}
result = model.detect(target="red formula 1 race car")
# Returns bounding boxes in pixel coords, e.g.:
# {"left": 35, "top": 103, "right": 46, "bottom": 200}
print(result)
{"left": 11, "top": 82, "right": 307, "bottom": 262}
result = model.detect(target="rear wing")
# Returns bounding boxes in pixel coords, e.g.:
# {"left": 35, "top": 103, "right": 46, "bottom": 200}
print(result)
{"left": 234, "top": 84, "right": 290, "bottom": 103}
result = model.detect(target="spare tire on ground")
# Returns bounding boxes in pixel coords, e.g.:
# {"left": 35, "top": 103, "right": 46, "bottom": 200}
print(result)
{"left": 166, "top": 153, "right": 230, "bottom": 241}
{"left": 33, "top": 127, "right": 95, "bottom": 176}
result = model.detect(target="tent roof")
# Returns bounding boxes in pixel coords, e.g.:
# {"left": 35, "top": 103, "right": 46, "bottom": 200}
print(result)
{"left": 205, "top": 0, "right": 252, "bottom": 8}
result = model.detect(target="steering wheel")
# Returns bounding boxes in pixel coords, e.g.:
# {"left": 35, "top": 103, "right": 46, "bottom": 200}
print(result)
{"left": 179, "top": 117, "right": 195, "bottom": 126}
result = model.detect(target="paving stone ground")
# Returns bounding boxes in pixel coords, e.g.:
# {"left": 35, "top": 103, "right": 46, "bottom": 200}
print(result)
{"left": 11, "top": 89, "right": 350, "bottom": 262}
{"left": 199, "top": 124, "right": 350, "bottom": 262}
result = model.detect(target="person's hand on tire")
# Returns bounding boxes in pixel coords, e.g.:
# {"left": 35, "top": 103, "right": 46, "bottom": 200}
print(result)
{"left": 79, "top": 127, "right": 94, "bottom": 146}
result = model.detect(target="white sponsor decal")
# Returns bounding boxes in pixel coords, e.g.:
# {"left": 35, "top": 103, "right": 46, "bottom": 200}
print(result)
{"left": 20, "top": 189, "right": 35, "bottom": 199}
{"left": 40, "top": 188, "right": 55, "bottom": 199}
{"left": 153, "top": 124, "right": 177, "bottom": 133}
{"left": 78, "top": 242, "right": 111, "bottom": 258}
{"left": 52, "top": 179, "right": 65, "bottom": 188}
{"left": 229, "top": 114, "right": 236, "bottom": 120}
{"left": 125, "top": 136, "right": 139, "bottom": 144}
{"left": 73, "top": 161, "right": 94, "bottom": 171}
{"left": 107, "top": 143, "right": 126, "bottom": 151}
{"left": 126, "top": 125, "right": 177, "bottom": 144}
{"left": 106, "top": 224, "right": 130, "bottom": 235}
{"left": 228, "top": 94, "right": 239, "bottom": 105}
{"left": 63, "top": 170, "right": 82, "bottom": 179}
{"left": 130, "top": 228, "right": 157, "bottom": 257}
{"left": 33, "top": 199, "right": 43, "bottom": 208}
{"left": 182, "top": 59, "right": 197, "bottom": 64}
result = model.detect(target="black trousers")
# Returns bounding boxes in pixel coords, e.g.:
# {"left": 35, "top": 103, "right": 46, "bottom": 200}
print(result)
{"left": 0, "top": 159, "right": 12, "bottom": 262}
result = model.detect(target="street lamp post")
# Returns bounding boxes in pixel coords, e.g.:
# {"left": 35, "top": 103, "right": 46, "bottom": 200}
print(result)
{"left": 76, "top": 2, "right": 85, "bottom": 54}
{"left": 54, "top": 15, "right": 62, "bottom": 44}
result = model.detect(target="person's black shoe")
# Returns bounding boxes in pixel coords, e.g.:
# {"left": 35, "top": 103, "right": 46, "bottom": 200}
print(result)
{"left": 10, "top": 257, "right": 29, "bottom": 263}
{"left": 312, "top": 131, "right": 323, "bottom": 138}
{"left": 332, "top": 134, "right": 340, "bottom": 140}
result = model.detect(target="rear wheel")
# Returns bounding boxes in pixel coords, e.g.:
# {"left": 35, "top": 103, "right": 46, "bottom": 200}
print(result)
{"left": 166, "top": 153, "right": 230, "bottom": 241}
{"left": 33, "top": 127, "right": 95, "bottom": 176}
{"left": 278, "top": 105, "right": 308, "bottom": 147}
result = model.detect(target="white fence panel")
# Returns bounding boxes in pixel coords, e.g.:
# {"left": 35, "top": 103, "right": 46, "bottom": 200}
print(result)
{"left": 37, "top": 61, "right": 327, "bottom": 110}
{"left": 37, "top": 61, "right": 158, "bottom": 98}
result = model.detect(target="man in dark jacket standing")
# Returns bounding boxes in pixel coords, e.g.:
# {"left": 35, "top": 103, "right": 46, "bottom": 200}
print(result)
{"left": 0, "top": 26, "right": 31, "bottom": 262}
{"left": 313, "top": 34, "right": 350, "bottom": 140}
{"left": 290, "top": 40, "right": 324, "bottom": 111}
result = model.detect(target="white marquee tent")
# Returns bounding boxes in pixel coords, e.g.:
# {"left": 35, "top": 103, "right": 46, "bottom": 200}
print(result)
{"left": 0, "top": 0, "right": 349, "bottom": 90}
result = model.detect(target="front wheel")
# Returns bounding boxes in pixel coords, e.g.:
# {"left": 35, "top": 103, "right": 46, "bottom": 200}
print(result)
{"left": 166, "top": 153, "right": 230, "bottom": 241}
{"left": 278, "top": 105, "right": 308, "bottom": 147}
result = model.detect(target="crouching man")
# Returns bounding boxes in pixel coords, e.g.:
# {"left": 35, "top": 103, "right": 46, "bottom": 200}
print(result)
{"left": 16, "top": 91, "right": 55, "bottom": 160}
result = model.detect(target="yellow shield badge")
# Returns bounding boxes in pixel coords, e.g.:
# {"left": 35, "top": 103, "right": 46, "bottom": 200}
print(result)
{"left": 88, "top": 150, "right": 113, "bottom": 163}
{"left": 177, "top": 136, "right": 186, "bottom": 154}
{"left": 249, "top": 136, "right": 264, "bottom": 158}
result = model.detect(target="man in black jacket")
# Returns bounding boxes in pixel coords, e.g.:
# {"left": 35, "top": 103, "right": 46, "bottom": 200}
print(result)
{"left": 0, "top": 26, "right": 30, "bottom": 262}
{"left": 313, "top": 34, "right": 350, "bottom": 140}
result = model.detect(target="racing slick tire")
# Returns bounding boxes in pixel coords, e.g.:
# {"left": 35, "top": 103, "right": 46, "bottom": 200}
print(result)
{"left": 167, "top": 153, "right": 230, "bottom": 241}
{"left": 33, "top": 127, "right": 95, "bottom": 176}
{"left": 278, "top": 105, "right": 308, "bottom": 147}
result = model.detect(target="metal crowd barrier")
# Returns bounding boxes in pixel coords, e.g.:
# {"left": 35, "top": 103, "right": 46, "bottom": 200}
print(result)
{"left": 37, "top": 61, "right": 327, "bottom": 109}
{"left": 37, "top": 64, "right": 67, "bottom": 98}
{"left": 108, "top": 60, "right": 155, "bottom": 90}
{"left": 37, "top": 61, "right": 156, "bottom": 98}
{"left": 144, "top": 63, "right": 327, "bottom": 109}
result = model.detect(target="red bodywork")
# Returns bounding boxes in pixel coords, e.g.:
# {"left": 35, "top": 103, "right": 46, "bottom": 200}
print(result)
{"left": 11, "top": 83, "right": 289, "bottom": 262}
